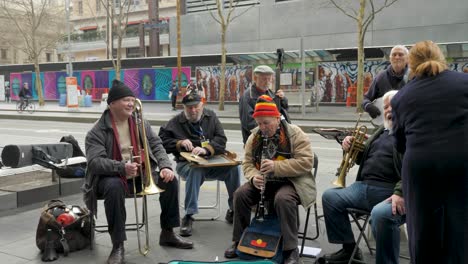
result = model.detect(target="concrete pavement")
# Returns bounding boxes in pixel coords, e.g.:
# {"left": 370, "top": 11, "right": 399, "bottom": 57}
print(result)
{"left": 0, "top": 100, "right": 409, "bottom": 264}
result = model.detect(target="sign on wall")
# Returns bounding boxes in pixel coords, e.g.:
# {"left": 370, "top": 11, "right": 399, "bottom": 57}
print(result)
{"left": 66, "top": 77, "right": 78, "bottom": 109}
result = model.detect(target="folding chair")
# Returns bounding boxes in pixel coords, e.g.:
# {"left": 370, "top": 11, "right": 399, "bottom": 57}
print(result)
{"left": 298, "top": 153, "right": 321, "bottom": 257}
{"left": 346, "top": 208, "right": 374, "bottom": 264}
{"left": 178, "top": 176, "right": 221, "bottom": 221}
{"left": 94, "top": 194, "right": 147, "bottom": 233}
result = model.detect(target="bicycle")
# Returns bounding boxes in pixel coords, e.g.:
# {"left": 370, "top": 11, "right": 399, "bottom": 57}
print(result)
{"left": 16, "top": 98, "right": 35, "bottom": 114}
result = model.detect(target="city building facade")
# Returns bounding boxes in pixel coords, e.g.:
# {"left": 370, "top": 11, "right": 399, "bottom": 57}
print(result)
{"left": 57, "top": 0, "right": 176, "bottom": 62}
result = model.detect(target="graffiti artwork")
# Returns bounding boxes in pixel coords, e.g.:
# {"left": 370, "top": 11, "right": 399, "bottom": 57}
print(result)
{"left": 196, "top": 65, "right": 253, "bottom": 102}
{"left": 9, "top": 67, "right": 191, "bottom": 102}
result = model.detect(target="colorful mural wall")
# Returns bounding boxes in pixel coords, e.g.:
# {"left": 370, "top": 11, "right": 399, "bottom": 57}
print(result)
{"left": 195, "top": 65, "right": 253, "bottom": 102}
{"left": 9, "top": 67, "right": 191, "bottom": 101}
{"left": 317, "top": 61, "right": 468, "bottom": 103}
{"left": 8, "top": 61, "right": 467, "bottom": 103}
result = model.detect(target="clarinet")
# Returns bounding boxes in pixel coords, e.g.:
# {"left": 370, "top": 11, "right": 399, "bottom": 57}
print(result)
{"left": 256, "top": 135, "right": 269, "bottom": 222}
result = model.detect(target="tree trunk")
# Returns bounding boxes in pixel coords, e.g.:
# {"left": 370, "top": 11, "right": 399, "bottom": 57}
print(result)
{"left": 34, "top": 60, "right": 44, "bottom": 106}
{"left": 115, "top": 38, "right": 122, "bottom": 80}
{"left": 356, "top": 0, "right": 366, "bottom": 113}
{"left": 218, "top": 24, "right": 226, "bottom": 111}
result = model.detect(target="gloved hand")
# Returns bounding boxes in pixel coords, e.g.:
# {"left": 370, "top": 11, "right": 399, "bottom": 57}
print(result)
{"left": 366, "top": 103, "right": 381, "bottom": 119}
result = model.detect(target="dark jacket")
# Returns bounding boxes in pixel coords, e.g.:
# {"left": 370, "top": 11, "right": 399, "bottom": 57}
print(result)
{"left": 238, "top": 84, "right": 289, "bottom": 143}
{"left": 362, "top": 65, "right": 409, "bottom": 110}
{"left": 82, "top": 109, "right": 173, "bottom": 216}
{"left": 355, "top": 126, "right": 403, "bottom": 196}
{"left": 19, "top": 87, "right": 32, "bottom": 98}
{"left": 158, "top": 108, "right": 227, "bottom": 161}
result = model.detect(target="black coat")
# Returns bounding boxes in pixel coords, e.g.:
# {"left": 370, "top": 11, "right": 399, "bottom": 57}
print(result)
{"left": 362, "top": 65, "right": 408, "bottom": 109}
{"left": 158, "top": 108, "right": 227, "bottom": 161}
{"left": 391, "top": 70, "right": 468, "bottom": 264}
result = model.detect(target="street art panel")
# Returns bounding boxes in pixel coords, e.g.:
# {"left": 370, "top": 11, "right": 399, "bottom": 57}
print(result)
{"left": 317, "top": 61, "right": 388, "bottom": 103}
{"left": 196, "top": 65, "right": 253, "bottom": 102}
{"left": 10, "top": 67, "right": 191, "bottom": 102}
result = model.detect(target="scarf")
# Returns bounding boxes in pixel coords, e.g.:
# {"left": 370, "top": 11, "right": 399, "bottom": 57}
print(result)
{"left": 109, "top": 111, "right": 140, "bottom": 193}
{"left": 251, "top": 123, "right": 291, "bottom": 171}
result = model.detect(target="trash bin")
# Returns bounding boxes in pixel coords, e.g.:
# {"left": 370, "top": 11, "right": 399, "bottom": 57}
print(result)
{"left": 59, "top": 93, "right": 67, "bottom": 106}
{"left": 84, "top": 95, "right": 92, "bottom": 107}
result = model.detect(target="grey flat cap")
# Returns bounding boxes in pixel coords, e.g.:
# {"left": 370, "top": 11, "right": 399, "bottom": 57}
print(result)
{"left": 254, "top": 65, "right": 275, "bottom": 74}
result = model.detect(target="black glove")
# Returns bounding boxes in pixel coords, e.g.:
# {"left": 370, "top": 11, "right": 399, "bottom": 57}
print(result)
{"left": 365, "top": 103, "right": 381, "bottom": 119}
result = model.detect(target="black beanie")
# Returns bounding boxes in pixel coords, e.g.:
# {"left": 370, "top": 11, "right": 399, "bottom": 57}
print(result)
{"left": 107, "top": 79, "right": 135, "bottom": 105}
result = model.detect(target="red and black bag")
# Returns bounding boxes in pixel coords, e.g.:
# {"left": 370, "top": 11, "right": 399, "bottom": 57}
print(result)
{"left": 36, "top": 200, "right": 92, "bottom": 257}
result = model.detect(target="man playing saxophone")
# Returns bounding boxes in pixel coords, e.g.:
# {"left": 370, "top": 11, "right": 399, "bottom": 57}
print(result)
{"left": 83, "top": 80, "right": 193, "bottom": 264}
{"left": 224, "top": 95, "right": 315, "bottom": 264}
{"left": 320, "top": 90, "right": 406, "bottom": 264}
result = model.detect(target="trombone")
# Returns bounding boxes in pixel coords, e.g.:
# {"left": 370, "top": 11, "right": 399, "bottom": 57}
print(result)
{"left": 333, "top": 113, "right": 367, "bottom": 188}
{"left": 130, "top": 99, "right": 165, "bottom": 256}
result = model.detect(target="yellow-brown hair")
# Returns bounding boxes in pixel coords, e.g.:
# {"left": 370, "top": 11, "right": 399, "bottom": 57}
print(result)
{"left": 409, "top": 40, "right": 447, "bottom": 78}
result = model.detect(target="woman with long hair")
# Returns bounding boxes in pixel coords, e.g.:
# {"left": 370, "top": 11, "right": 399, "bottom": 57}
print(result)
{"left": 391, "top": 40, "right": 468, "bottom": 264}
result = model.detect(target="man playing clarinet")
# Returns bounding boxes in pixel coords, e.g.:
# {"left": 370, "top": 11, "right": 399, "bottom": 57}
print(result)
{"left": 224, "top": 95, "right": 316, "bottom": 264}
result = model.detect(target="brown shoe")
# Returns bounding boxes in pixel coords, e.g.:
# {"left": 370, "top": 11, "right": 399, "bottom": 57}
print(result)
{"left": 107, "top": 242, "right": 125, "bottom": 264}
{"left": 159, "top": 229, "right": 194, "bottom": 249}
{"left": 224, "top": 241, "right": 239, "bottom": 258}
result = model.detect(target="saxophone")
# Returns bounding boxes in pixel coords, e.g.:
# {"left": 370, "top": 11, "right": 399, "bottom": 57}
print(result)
{"left": 333, "top": 113, "right": 367, "bottom": 188}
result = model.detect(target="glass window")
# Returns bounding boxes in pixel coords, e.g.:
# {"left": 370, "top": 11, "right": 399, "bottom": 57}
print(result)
{"left": 46, "top": 53, "right": 52, "bottom": 62}
{"left": 1, "top": 49, "right": 7, "bottom": 60}
{"left": 78, "top": 1, "right": 83, "bottom": 15}
{"left": 96, "top": 0, "right": 101, "bottom": 12}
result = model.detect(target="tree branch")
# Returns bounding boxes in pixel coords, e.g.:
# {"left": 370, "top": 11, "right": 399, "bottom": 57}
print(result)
{"left": 329, "top": 0, "right": 358, "bottom": 21}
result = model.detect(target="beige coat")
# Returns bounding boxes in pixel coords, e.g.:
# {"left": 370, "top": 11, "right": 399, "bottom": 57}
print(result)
{"left": 243, "top": 123, "right": 316, "bottom": 209}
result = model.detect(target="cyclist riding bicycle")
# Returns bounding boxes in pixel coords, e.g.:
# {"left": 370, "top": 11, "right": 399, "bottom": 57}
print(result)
{"left": 19, "top": 82, "right": 32, "bottom": 110}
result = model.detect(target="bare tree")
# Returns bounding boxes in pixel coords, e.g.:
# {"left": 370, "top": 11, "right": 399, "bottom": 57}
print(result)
{"left": 200, "top": 0, "right": 257, "bottom": 110}
{"left": 85, "top": 0, "right": 133, "bottom": 80}
{"left": 0, "top": 0, "right": 65, "bottom": 106}
{"left": 329, "top": 0, "right": 398, "bottom": 111}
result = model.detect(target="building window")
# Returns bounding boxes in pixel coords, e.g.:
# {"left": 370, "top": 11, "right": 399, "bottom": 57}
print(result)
{"left": 46, "top": 52, "right": 52, "bottom": 62}
{"left": 96, "top": 0, "right": 101, "bottom": 12}
{"left": 78, "top": 1, "right": 83, "bottom": 15}
{"left": 1, "top": 49, "right": 7, "bottom": 60}
{"left": 127, "top": 47, "right": 141, "bottom": 58}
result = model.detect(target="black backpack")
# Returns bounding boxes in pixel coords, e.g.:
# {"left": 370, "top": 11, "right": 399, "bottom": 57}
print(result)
{"left": 56, "top": 135, "right": 86, "bottom": 178}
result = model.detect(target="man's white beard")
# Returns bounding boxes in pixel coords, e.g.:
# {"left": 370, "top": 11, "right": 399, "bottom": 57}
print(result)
{"left": 184, "top": 110, "right": 202, "bottom": 123}
{"left": 384, "top": 118, "right": 393, "bottom": 134}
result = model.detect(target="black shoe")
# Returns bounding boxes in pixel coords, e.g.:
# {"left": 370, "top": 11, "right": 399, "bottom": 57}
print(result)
{"left": 159, "top": 229, "right": 194, "bottom": 249}
{"left": 224, "top": 241, "right": 239, "bottom": 258}
{"left": 284, "top": 248, "right": 300, "bottom": 264}
{"left": 180, "top": 215, "right": 194, "bottom": 237}
{"left": 225, "top": 209, "right": 234, "bottom": 224}
{"left": 323, "top": 248, "right": 363, "bottom": 263}
{"left": 107, "top": 242, "right": 125, "bottom": 264}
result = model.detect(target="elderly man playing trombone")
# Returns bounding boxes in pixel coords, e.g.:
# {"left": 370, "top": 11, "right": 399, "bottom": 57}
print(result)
{"left": 320, "top": 90, "right": 406, "bottom": 264}
{"left": 83, "top": 80, "right": 193, "bottom": 264}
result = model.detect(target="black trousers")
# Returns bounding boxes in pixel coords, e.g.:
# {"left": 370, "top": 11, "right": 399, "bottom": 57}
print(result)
{"left": 171, "top": 95, "right": 177, "bottom": 108}
{"left": 232, "top": 182, "right": 300, "bottom": 251}
{"left": 97, "top": 173, "right": 180, "bottom": 243}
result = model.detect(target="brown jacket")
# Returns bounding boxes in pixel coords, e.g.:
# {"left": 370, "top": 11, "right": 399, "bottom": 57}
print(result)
{"left": 243, "top": 122, "right": 316, "bottom": 209}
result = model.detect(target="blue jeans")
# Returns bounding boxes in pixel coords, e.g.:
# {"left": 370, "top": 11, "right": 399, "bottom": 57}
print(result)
{"left": 371, "top": 199, "right": 406, "bottom": 264}
{"left": 322, "top": 181, "right": 405, "bottom": 264}
{"left": 176, "top": 162, "right": 240, "bottom": 215}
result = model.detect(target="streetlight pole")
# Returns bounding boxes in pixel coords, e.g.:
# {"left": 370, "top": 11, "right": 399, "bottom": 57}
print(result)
{"left": 66, "top": 0, "right": 73, "bottom": 76}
